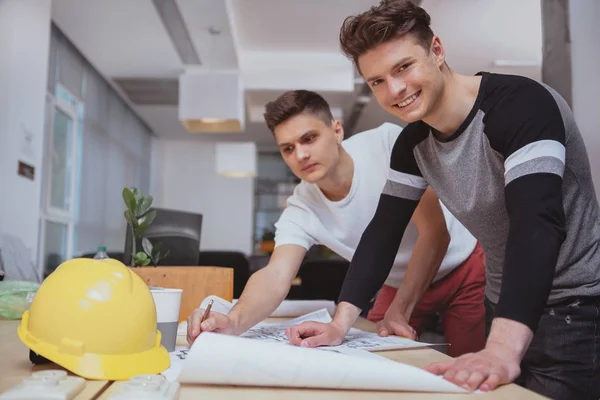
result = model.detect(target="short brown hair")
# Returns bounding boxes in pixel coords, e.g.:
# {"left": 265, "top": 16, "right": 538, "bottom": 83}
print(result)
{"left": 263, "top": 90, "right": 334, "bottom": 133}
{"left": 339, "top": 0, "right": 434, "bottom": 67}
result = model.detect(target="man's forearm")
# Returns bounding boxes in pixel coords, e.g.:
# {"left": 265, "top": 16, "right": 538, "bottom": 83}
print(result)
{"left": 331, "top": 301, "right": 362, "bottom": 334}
{"left": 392, "top": 231, "right": 449, "bottom": 317}
{"left": 228, "top": 267, "right": 291, "bottom": 335}
{"left": 486, "top": 317, "right": 533, "bottom": 362}
{"left": 339, "top": 195, "right": 419, "bottom": 310}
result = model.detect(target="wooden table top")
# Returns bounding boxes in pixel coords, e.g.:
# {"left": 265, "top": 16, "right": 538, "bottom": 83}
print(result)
{"left": 0, "top": 319, "right": 110, "bottom": 398}
{"left": 103, "top": 318, "right": 547, "bottom": 400}
{"left": 1, "top": 317, "right": 547, "bottom": 399}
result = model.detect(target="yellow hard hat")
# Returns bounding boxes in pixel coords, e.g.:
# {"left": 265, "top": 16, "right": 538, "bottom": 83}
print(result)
{"left": 18, "top": 258, "right": 170, "bottom": 380}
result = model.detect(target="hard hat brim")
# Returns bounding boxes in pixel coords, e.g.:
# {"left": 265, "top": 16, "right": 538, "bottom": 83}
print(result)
{"left": 18, "top": 311, "right": 171, "bottom": 381}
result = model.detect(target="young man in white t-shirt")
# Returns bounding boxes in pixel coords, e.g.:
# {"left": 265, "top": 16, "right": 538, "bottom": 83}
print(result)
{"left": 187, "top": 90, "right": 486, "bottom": 356}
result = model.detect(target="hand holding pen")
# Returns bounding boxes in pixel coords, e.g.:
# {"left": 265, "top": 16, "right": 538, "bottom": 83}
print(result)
{"left": 186, "top": 299, "right": 235, "bottom": 344}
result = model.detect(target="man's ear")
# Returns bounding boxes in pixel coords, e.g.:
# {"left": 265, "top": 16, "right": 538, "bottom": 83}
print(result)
{"left": 333, "top": 120, "right": 344, "bottom": 144}
{"left": 430, "top": 36, "right": 446, "bottom": 69}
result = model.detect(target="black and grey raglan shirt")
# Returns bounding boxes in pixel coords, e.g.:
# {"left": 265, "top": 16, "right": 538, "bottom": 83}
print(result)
{"left": 339, "top": 72, "right": 600, "bottom": 332}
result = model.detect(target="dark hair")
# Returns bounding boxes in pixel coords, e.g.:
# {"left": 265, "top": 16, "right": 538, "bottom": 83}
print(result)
{"left": 339, "top": 0, "right": 434, "bottom": 67}
{"left": 263, "top": 90, "right": 334, "bottom": 133}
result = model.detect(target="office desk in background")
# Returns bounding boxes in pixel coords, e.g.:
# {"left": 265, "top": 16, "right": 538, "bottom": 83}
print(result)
{"left": 0, "top": 318, "right": 547, "bottom": 399}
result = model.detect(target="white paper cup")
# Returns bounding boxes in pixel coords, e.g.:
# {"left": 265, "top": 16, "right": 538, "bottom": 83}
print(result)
{"left": 150, "top": 288, "right": 182, "bottom": 352}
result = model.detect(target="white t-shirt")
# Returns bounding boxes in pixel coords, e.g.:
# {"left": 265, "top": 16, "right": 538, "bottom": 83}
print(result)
{"left": 274, "top": 123, "right": 477, "bottom": 288}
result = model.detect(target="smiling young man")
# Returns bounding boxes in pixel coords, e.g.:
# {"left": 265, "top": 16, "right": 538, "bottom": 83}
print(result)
{"left": 186, "top": 89, "right": 487, "bottom": 357}
{"left": 285, "top": 1, "right": 600, "bottom": 399}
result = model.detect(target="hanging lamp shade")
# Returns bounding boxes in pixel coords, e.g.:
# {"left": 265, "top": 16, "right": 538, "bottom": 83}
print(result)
{"left": 179, "top": 70, "right": 245, "bottom": 133}
{"left": 215, "top": 142, "right": 257, "bottom": 178}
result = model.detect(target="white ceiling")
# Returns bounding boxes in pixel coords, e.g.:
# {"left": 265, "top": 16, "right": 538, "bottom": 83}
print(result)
{"left": 51, "top": 0, "right": 183, "bottom": 77}
{"left": 177, "top": 0, "right": 238, "bottom": 70}
{"left": 234, "top": 0, "right": 382, "bottom": 52}
{"left": 51, "top": 0, "right": 542, "bottom": 148}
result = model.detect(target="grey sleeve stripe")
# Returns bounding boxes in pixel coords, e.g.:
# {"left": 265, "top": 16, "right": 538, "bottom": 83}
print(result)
{"left": 388, "top": 169, "right": 428, "bottom": 189}
{"left": 382, "top": 179, "right": 426, "bottom": 201}
{"left": 505, "top": 156, "right": 565, "bottom": 185}
{"left": 504, "top": 139, "right": 565, "bottom": 171}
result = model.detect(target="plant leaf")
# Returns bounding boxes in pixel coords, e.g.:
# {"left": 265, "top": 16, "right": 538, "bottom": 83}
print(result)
{"left": 141, "top": 258, "right": 151, "bottom": 266}
{"left": 133, "top": 252, "right": 146, "bottom": 266}
{"left": 136, "top": 210, "right": 156, "bottom": 236}
{"left": 122, "top": 188, "right": 137, "bottom": 213}
{"left": 124, "top": 210, "right": 137, "bottom": 227}
{"left": 135, "top": 222, "right": 150, "bottom": 237}
{"left": 142, "top": 237, "right": 153, "bottom": 256}
{"left": 149, "top": 250, "right": 158, "bottom": 267}
{"left": 144, "top": 210, "right": 157, "bottom": 226}
{"left": 132, "top": 188, "right": 142, "bottom": 202}
{"left": 138, "top": 196, "right": 153, "bottom": 215}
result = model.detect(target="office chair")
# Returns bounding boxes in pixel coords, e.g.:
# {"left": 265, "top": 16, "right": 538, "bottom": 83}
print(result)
{"left": 123, "top": 208, "right": 203, "bottom": 267}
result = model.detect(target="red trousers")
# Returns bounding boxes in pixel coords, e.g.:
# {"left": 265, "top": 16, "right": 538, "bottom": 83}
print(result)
{"left": 367, "top": 242, "right": 486, "bottom": 357}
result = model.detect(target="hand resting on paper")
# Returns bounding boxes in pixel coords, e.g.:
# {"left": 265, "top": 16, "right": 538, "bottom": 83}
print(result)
{"left": 285, "top": 321, "right": 346, "bottom": 347}
{"left": 286, "top": 313, "right": 417, "bottom": 348}
{"left": 187, "top": 308, "right": 234, "bottom": 344}
{"left": 377, "top": 308, "right": 417, "bottom": 340}
{"left": 425, "top": 318, "right": 529, "bottom": 392}
{"left": 424, "top": 347, "right": 520, "bottom": 392}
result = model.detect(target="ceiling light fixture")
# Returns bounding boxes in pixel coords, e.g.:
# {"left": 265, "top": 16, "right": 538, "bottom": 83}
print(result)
{"left": 178, "top": 69, "right": 245, "bottom": 133}
{"left": 215, "top": 142, "right": 257, "bottom": 178}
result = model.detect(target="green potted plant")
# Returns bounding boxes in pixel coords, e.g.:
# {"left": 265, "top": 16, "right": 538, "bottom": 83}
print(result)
{"left": 122, "top": 188, "right": 235, "bottom": 322}
{"left": 122, "top": 187, "right": 169, "bottom": 267}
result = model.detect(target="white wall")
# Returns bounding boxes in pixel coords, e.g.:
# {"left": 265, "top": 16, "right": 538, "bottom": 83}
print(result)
{"left": 570, "top": 0, "right": 600, "bottom": 200}
{"left": 0, "top": 0, "right": 51, "bottom": 263}
{"left": 151, "top": 139, "right": 255, "bottom": 255}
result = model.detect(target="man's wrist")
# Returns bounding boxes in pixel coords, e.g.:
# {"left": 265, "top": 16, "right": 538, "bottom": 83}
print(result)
{"left": 331, "top": 301, "right": 361, "bottom": 334}
{"left": 226, "top": 309, "right": 244, "bottom": 335}
{"left": 485, "top": 317, "right": 533, "bottom": 362}
{"left": 389, "top": 296, "right": 415, "bottom": 319}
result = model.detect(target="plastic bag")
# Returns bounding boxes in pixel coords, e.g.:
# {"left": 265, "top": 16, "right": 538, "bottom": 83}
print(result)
{"left": 0, "top": 280, "right": 40, "bottom": 319}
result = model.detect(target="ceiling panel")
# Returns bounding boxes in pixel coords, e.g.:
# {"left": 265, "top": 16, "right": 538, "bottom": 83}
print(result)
{"left": 177, "top": 0, "right": 238, "bottom": 69}
{"left": 424, "top": 0, "right": 542, "bottom": 75}
{"left": 232, "top": 0, "right": 379, "bottom": 52}
{"left": 52, "top": 0, "right": 183, "bottom": 77}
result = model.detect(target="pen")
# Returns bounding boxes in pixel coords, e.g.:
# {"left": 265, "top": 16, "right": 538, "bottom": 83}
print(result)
{"left": 200, "top": 299, "right": 214, "bottom": 326}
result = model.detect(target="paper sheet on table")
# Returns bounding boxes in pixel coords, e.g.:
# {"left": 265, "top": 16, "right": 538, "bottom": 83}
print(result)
{"left": 196, "top": 295, "right": 336, "bottom": 317}
{"left": 241, "top": 309, "right": 434, "bottom": 352}
{"left": 268, "top": 299, "right": 337, "bottom": 316}
{"left": 161, "top": 347, "right": 190, "bottom": 382}
{"left": 160, "top": 342, "right": 395, "bottom": 382}
{"left": 176, "top": 296, "right": 329, "bottom": 335}
{"left": 177, "top": 332, "right": 467, "bottom": 393}
{"left": 178, "top": 296, "right": 434, "bottom": 352}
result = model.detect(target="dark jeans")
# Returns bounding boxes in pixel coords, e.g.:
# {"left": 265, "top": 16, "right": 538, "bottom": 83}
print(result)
{"left": 485, "top": 296, "right": 600, "bottom": 400}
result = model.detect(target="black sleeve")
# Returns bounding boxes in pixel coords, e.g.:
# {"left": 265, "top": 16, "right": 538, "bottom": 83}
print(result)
{"left": 488, "top": 79, "right": 567, "bottom": 332}
{"left": 338, "top": 123, "right": 428, "bottom": 311}
{"left": 498, "top": 174, "right": 565, "bottom": 330}
{"left": 337, "top": 195, "right": 419, "bottom": 310}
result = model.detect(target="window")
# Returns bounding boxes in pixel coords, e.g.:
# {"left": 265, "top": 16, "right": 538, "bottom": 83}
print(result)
{"left": 253, "top": 152, "right": 298, "bottom": 252}
{"left": 39, "top": 88, "right": 82, "bottom": 276}
{"left": 38, "top": 24, "right": 153, "bottom": 275}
